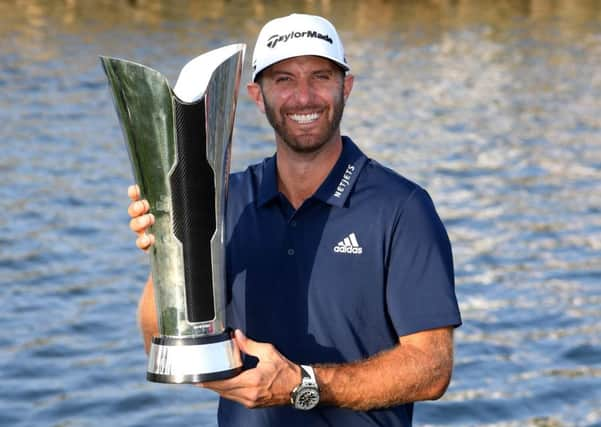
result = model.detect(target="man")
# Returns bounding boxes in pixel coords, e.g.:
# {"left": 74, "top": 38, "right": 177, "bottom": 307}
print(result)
{"left": 129, "top": 13, "right": 461, "bottom": 426}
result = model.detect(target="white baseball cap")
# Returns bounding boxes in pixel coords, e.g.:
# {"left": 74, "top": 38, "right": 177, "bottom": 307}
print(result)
{"left": 251, "top": 13, "right": 350, "bottom": 81}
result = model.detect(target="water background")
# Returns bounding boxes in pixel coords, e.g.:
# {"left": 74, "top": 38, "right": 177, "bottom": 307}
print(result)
{"left": 1, "top": 1, "right": 600, "bottom": 426}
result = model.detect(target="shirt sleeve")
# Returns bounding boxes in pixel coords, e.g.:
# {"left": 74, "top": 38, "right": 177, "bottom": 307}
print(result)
{"left": 386, "top": 187, "right": 462, "bottom": 337}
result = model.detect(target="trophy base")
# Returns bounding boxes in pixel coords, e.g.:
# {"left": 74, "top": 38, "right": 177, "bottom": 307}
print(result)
{"left": 146, "top": 330, "right": 243, "bottom": 384}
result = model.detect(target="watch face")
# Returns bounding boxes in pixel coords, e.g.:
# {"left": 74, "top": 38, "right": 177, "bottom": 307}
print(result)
{"left": 294, "top": 386, "right": 320, "bottom": 410}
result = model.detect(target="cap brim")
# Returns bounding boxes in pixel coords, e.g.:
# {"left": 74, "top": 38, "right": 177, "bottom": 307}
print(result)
{"left": 253, "top": 54, "right": 349, "bottom": 81}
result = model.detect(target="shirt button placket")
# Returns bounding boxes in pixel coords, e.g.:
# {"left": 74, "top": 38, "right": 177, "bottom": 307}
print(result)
{"left": 288, "top": 218, "right": 297, "bottom": 256}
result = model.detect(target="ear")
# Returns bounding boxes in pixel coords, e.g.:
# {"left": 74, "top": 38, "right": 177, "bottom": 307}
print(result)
{"left": 247, "top": 82, "right": 265, "bottom": 113}
{"left": 343, "top": 73, "right": 354, "bottom": 104}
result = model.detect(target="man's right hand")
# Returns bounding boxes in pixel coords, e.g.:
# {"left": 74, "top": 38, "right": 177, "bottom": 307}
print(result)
{"left": 127, "top": 184, "right": 155, "bottom": 251}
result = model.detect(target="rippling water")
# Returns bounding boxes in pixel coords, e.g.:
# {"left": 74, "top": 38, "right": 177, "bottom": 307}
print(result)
{"left": 1, "top": 1, "right": 600, "bottom": 426}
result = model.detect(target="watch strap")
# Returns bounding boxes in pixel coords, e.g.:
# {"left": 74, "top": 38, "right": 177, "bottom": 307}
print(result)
{"left": 300, "top": 365, "right": 316, "bottom": 384}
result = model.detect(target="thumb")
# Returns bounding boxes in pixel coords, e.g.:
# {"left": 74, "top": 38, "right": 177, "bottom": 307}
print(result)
{"left": 234, "top": 329, "right": 265, "bottom": 358}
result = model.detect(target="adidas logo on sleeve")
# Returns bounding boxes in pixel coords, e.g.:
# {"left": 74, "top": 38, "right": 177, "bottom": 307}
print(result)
{"left": 333, "top": 232, "right": 363, "bottom": 255}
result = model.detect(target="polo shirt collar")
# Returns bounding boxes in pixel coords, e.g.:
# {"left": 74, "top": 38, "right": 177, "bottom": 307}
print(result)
{"left": 313, "top": 136, "right": 367, "bottom": 207}
{"left": 257, "top": 136, "right": 368, "bottom": 208}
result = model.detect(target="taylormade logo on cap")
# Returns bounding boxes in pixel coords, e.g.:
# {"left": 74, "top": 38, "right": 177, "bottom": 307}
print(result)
{"left": 266, "top": 31, "right": 333, "bottom": 49}
{"left": 252, "top": 13, "right": 350, "bottom": 81}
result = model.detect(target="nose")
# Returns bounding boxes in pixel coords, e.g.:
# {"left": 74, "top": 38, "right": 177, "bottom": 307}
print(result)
{"left": 293, "top": 78, "right": 315, "bottom": 106}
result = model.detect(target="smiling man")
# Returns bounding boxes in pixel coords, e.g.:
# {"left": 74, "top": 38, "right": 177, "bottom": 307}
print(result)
{"left": 130, "top": 13, "right": 462, "bottom": 426}
{"left": 252, "top": 55, "right": 349, "bottom": 154}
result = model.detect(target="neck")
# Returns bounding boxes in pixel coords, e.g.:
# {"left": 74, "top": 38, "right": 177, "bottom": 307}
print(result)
{"left": 276, "top": 135, "right": 343, "bottom": 209}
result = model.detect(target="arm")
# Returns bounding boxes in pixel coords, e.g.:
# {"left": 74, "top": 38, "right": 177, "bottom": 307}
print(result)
{"left": 316, "top": 326, "right": 454, "bottom": 410}
{"left": 201, "top": 326, "right": 454, "bottom": 410}
{"left": 137, "top": 274, "right": 158, "bottom": 354}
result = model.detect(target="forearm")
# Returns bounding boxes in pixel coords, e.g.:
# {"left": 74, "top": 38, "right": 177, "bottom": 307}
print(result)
{"left": 137, "top": 273, "right": 158, "bottom": 354}
{"left": 314, "top": 327, "right": 454, "bottom": 411}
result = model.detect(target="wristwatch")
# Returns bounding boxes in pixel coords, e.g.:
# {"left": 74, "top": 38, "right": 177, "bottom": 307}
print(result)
{"left": 290, "top": 365, "right": 320, "bottom": 410}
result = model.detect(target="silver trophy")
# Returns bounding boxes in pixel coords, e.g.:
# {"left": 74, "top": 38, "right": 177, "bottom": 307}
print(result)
{"left": 101, "top": 44, "right": 245, "bottom": 383}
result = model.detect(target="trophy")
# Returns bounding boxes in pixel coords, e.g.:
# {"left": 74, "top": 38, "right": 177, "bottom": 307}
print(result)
{"left": 100, "top": 44, "right": 245, "bottom": 383}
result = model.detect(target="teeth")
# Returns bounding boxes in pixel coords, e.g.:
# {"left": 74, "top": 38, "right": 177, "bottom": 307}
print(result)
{"left": 289, "top": 112, "right": 319, "bottom": 124}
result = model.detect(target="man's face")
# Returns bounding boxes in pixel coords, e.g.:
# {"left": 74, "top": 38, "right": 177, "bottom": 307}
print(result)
{"left": 249, "top": 56, "right": 353, "bottom": 154}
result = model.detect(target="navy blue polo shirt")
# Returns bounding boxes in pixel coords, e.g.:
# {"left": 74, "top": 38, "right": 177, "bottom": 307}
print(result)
{"left": 219, "top": 137, "right": 461, "bottom": 426}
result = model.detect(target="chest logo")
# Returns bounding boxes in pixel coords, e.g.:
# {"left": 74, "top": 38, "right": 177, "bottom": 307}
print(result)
{"left": 333, "top": 232, "right": 363, "bottom": 255}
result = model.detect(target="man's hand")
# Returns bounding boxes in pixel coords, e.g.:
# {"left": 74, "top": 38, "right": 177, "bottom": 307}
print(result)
{"left": 127, "top": 184, "right": 155, "bottom": 251}
{"left": 200, "top": 330, "right": 301, "bottom": 409}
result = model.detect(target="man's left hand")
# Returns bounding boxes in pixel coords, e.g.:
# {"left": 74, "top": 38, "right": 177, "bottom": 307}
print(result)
{"left": 200, "top": 329, "right": 301, "bottom": 408}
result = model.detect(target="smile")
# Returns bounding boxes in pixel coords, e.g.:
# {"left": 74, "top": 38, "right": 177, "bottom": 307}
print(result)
{"left": 288, "top": 112, "right": 320, "bottom": 124}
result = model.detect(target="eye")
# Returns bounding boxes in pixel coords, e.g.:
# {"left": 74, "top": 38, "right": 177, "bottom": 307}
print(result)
{"left": 275, "top": 75, "right": 292, "bottom": 83}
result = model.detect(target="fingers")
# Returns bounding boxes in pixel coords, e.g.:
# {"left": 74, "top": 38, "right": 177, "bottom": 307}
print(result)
{"left": 200, "top": 372, "right": 258, "bottom": 408}
{"left": 128, "top": 199, "right": 150, "bottom": 218}
{"left": 127, "top": 185, "right": 154, "bottom": 251}
{"left": 200, "top": 369, "right": 268, "bottom": 408}
{"left": 136, "top": 233, "right": 155, "bottom": 251}
{"left": 129, "top": 212, "right": 154, "bottom": 233}
{"left": 128, "top": 184, "right": 141, "bottom": 201}
{"left": 129, "top": 213, "right": 155, "bottom": 251}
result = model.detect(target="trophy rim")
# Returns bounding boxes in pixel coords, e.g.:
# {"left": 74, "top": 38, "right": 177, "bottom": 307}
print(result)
{"left": 147, "top": 366, "right": 243, "bottom": 384}
{"left": 151, "top": 329, "right": 234, "bottom": 346}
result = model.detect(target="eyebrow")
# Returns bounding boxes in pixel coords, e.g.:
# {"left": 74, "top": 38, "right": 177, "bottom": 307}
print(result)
{"left": 270, "top": 68, "right": 335, "bottom": 77}
{"left": 312, "top": 69, "right": 335, "bottom": 75}
{"left": 270, "top": 70, "right": 295, "bottom": 76}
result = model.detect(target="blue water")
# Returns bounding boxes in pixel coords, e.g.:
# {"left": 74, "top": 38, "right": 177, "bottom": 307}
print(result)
{"left": 1, "top": 1, "right": 600, "bottom": 426}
